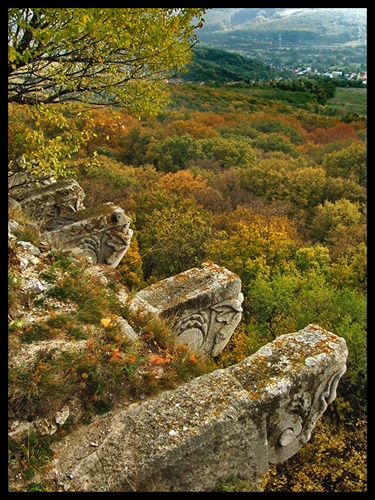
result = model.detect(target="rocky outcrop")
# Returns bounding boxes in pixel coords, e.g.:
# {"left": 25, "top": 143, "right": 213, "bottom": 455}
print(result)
{"left": 10, "top": 175, "right": 241, "bottom": 357}
{"left": 49, "top": 324, "right": 347, "bottom": 492}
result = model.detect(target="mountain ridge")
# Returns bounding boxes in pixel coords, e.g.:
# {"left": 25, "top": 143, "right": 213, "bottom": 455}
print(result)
{"left": 195, "top": 8, "right": 366, "bottom": 74}
{"left": 199, "top": 8, "right": 366, "bottom": 34}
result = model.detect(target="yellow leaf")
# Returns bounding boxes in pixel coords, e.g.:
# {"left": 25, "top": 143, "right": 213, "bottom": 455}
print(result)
{"left": 101, "top": 317, "right": 112, "bottom": 328}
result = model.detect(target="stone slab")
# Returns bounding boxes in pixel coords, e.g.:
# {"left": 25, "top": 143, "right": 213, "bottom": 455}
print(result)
{"left": 130, "top": 262, "right": 243, "bottom": 356}
{"left": 57, "top": 324, "right": 347, "bottom": 492}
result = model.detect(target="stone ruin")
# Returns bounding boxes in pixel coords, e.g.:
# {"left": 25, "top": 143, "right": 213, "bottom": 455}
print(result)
{"left": 50, "top": 324, "right": 347, "bottom": 492}
{"left": 10, "top": 177, "right": 133, "bottom": 268}
{"left": 8, "top": 176, "right": 349, "bottom": 491}
{"left": 130, "top": 262, "right": 244, "bottom": 357}
{"left": 9, "top": 176, "right": 241, "bottom": 358}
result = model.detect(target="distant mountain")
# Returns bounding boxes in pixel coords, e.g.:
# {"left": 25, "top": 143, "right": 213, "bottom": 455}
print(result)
{"left": 198, "top": 8, "right": 290, "bottom": 32}
{"left": 196, "top": 8, "right": 367, "bottom": 73}
{"left": 199, "top": 8, "right": 366, "bottom": 40}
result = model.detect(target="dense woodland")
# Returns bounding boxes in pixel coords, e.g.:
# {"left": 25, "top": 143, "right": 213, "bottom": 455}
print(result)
{"left": 8, "top": 81, "right": 367, "bottom": 493}
{"left": 90, "top": 85, "right": 367, "bottom": 491}
{"left": 8, "top": 8, "right": 366, "bottom": 492}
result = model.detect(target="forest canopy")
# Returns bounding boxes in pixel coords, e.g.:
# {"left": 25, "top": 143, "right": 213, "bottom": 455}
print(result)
{"left": 8, "top": 7, "right": 206, "bottom": 182}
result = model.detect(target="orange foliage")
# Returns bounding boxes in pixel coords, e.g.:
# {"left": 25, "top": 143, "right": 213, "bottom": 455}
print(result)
{"left": 190, "top": 111, "right": 228, "bottom": 127}
{"left": 165, "top": 119, "right": 218, "bottom": 139}
{"left": 306, "top": 122, "right": 359, "bottom": 145}
{"left": 149, "top": 354, "right": 170, "bottom": 365}
{"left": 157, "top": 170, "right": 208, "bottom": 196}
{"left": 156, "top": 170, "right": 228, "bottom": 212}
{"left": 177, "top": 344, "right": 188, "bottom": 352}
{"left": 83, "top": 107, "right": 137, "bottom": 154}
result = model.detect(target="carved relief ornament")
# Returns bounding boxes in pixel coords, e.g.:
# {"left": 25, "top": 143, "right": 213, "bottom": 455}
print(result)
{"left": 174, "top": 292, "right": 244, "bottom": 357}
{"left": 267, "top": 364, "right": 347, "bottom": 464}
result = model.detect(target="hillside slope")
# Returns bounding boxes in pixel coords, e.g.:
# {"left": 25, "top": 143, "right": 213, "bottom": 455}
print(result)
{"left": 197, "top": 8, "right": 367, "bottom": 73}
{"left": 199, "top": 8, "right": 367, "bottom": 41}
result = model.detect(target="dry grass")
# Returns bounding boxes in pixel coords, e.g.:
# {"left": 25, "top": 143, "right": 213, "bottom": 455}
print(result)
{"left": 8, "top": 212, "right": 217, "bottom": 492}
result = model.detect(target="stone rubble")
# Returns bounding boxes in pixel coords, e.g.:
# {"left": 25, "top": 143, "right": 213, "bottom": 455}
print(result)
{"left": 8, "top": 177, "right": 349, "bottom": 491}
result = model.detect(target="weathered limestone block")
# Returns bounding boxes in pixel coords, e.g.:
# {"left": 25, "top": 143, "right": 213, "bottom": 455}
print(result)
{"left": 8, "top": 166, "right": 55, "bottom": 200}
{"left": 15, "top": 178, "right": 86, "bottom": 223}
{"left": 130, "top": 262, "right": 244, "bottom": 357}
{"left": 58, "top": 324, "right": 347, "bottom": 492}
{"left": 44, "top": 202, "right": 133, "bottom": 268}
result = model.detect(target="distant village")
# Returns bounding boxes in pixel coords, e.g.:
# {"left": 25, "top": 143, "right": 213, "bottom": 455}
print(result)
{"left": 167, "top": 68, "right": 367, "bottom": 86}
{"left": 284, "top": 66, "right": 367, "bottom": 85}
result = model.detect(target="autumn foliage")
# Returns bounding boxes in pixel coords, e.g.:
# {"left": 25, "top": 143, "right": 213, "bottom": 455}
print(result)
{"left": 8, "top": 80, "right": 366, "bottom": 491}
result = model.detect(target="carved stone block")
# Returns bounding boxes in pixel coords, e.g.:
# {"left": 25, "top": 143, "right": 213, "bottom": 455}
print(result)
{"left": 57, "top": 324, "right": 347, "bottom": 492}
{"left": 16, "top": 178, "right": 86, "bottom": 223}
{"left": 130, "top": 262, "right": 244, "bottom": 357}
{"left": 44, "top": 202, "right": 133, "bottom": 268}
{"left": 229, "top": 324, "right": 348, "bottom": 465}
